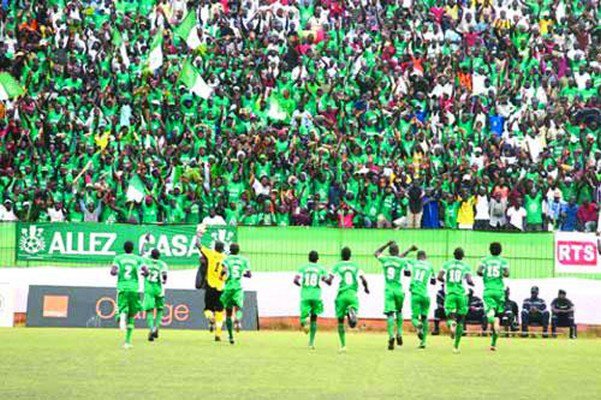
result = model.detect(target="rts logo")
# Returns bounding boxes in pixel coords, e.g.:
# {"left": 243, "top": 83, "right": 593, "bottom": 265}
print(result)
{"left": 556, "top": 241, "right": 598, "bottom": 266}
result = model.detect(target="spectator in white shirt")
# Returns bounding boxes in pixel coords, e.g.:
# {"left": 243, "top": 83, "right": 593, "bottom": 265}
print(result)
{"left": 47, "top": 202, "right": 67, "bottom": 222}
{"left": 474, "top": 187, "right": 490, "bottom": 230}
{"left": 0, "top": 200, "right": 18, "bottom": 221}
{"left": 507, "top": 198, "right": 527, "bottom": 231}
{"left": 201, "top": 209, "right": 226, "bottom": 226}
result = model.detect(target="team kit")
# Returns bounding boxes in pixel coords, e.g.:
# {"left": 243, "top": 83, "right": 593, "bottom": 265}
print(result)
{"left": 111, "top": 225, "right": 509, "bottom": 353}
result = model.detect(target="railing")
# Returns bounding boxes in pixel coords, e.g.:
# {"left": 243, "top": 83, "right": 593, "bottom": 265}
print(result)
{"left": 0, "top": 222, "right": 597, "bottom": 279}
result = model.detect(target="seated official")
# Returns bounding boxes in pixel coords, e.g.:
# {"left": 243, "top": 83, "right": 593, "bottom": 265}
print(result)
{"left": 465, "top": 289, "right": 486, "bottom": 333}
{"left": 501, "top": 287, "right": 519, "bottom": 332}
{"left": 551, "top": 290, "right": 576, "bottom": 339}
{"left": 521, "top": 286, "right": 550, "bottom": 337}
{"left": 432, "top": 284, "right": 446, "bottom": 335}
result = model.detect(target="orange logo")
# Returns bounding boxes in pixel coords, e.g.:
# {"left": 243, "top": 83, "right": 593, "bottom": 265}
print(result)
{"left": 43, "top": 295, "right": 69, "bottom": 318}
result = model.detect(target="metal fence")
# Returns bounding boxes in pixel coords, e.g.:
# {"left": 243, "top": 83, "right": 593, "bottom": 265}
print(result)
{"left": 1, "top": 222, "right": 597, "bottom": 279}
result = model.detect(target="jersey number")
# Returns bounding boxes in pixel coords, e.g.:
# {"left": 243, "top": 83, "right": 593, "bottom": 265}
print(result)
{"left": 448, "top": 270, "right": 462, "bottom": 283}
{"left": 304, "top": 273, "right": 318, "bottom": 287}
{"left": 344, "top": 271, "right": 354, "bottom": 285}
{"left": 486, "top": 266, "right": 500, "bottom": 278}
{"left": 124, "top": 265, "right": 133, "bottom": 280}
{"left": 149, "top": 270, "right": 159, "bottom": 283}
{"left": 414, "top": 270, "right": 425, "bottom": 282}
{"left": 386, "top": 267, "right": 396, "bottom": 281}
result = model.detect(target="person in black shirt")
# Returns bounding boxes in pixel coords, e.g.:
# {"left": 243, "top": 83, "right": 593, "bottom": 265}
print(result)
{"left": 551, "top": 290, "right": 576, "bottom": 339}
{"left": 431, "top": 283, "right": 445, "bottom": 335}
{"left": 407, "top": 181, "right": 424, "bottom": 228}
{"left": 501, "top": 287, "right": 519, "bottom": 334}
{"left": 521, "top": 286, "right": 550, "bottom": 337}
{"left": 465, "top": 289, "right": 486, "bottom": 334}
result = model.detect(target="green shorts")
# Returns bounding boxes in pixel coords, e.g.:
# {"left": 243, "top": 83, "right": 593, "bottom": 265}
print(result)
{"left": 142, "top": 293, "right": 165, "bottom": 312}
{"left": 300, "top": 298, "right": 324, "bottom": 321}
{"left": 220, "top": 288, "right": 244, "bottom": 309}
{"left": 483, "top": 290, "right": 505, "bottom": 316}
{"left": 117, "top": 291, "right": 142, "bottom": 317}
{"left": 411, "top": 293, "right": 431, "bottom": 318}
{"left": 335, "top": 291, "right": 359, "bottom": 320}
{"left": 384, "top": 288, "right": 404, "bottom": 314}
{"left": 444, "top": 293, "right": 468, "bottom": 316}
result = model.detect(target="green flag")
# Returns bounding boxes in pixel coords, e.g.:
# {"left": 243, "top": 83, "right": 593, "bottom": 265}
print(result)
{"left": 178, "top": 59, "right": 213, "bottom": 99}
{"left": 126, "top": 175, "right": 146, "bottom": 203}
{"left": 145, "top": 32, "right": 163, "bottom": 72}
{"left": 0, "top": 73, "right": 25, "bottom": 101}
{"left": 174, "top": 12, "right": 201, "bottom": 49}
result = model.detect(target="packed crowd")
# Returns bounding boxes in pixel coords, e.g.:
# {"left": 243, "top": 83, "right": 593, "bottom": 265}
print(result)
{"left": 0, "top": 0, "right": 599, "bottom": 230}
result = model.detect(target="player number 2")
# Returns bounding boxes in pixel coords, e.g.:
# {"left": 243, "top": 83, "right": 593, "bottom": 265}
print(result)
{"left": 124, "top": 265, "right": 132, "bottom": 280}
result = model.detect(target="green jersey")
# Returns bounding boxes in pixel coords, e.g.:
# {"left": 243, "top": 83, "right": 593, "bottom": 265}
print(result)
{"left": 441, "top": 260, "right": 472, "bottom": 296}
{"left": 479, "top": 255, "right": 508, "bottom": 293}
{"left": 113, "top": 253, "right": 144, "bottom": 292}
{"left": 297, "top": 263, "right": 328, "bottom": 300}
{"left": 377, "top": 255, "right": 406, "bottom": 290}
{"left": 331, "top": 261, "right": 363, "bottom": 294}
{"left": 408, "top": 259, "right": 435, "bottom": 296}
{"left": 143, "top": 257, "right": 168, "bottom": 295}
{"left": 223, "top": 255, "right": 251, "bottom": 291}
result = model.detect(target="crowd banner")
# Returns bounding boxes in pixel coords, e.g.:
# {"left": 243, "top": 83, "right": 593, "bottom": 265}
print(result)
{"left": 15, "top": 222, "right": 237, "bottom": 264}
{"left": 0, "top": 283, "right": 14, "bottom": 327}
{"left": 554, "top": 232, "right": 601, "bottom": 274}
{"left": 26, "top": 285, "right": 258, "bottom": 330}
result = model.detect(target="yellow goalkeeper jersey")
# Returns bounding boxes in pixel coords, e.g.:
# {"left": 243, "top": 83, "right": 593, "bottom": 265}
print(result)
{"left": 201, "top": 247, "right": 226, "bottom": 290}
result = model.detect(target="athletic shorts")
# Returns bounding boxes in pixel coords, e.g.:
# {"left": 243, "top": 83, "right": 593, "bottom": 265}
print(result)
{"left": 444, "top": 293, "right": 468, "bottom": 316}
{"left": 300, "top": 298, "right": 324, "bottom": 321}
{"left": 411, "top": 294, "right": 431, "bottom": 318}
{"left": 205, "top": 286, "right": 224, "bottom": 312}
{"left": 220, "top": 288, "right": 244, "bottom": 309}
{"left": 117, "top": 291, "right": 142, "bottom": 317}
{"left": 143, "top": 293, "right": 165, "bottom": 312}
{"left": 335, "top": 291, "right": 359, "bottom": 320}
{"left": 384, "top": 288, "right": 404, "bottom": 314}
{"left": 483, "top": 290, "right": 505, "bottom": 316}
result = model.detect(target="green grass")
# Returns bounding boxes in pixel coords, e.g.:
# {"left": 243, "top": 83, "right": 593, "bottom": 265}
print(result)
{"left": 1, "top": 328, "right": 600, "bottom": 399}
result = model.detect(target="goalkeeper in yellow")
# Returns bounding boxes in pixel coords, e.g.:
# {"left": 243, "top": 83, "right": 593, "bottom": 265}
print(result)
{"left": 195, "top": 225, "right": 227, "bottom": 341}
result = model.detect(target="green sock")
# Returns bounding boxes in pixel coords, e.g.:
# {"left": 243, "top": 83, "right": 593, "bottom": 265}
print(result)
{"left": 146, "top": 312, "right": 155, "bottom": 331}
{"left": 156, "top": 309, "right": 163, "bottom": 329}
{"left": 337, "top": 323, "right": 346, "bottom": 347}
{"left": 125, "top": 317, "right": 134, "bottom": 344}
{"left": 226, "top": 317, "right": 233, "bottom": 340}
{"left": 454, "top": 323, "right": 463, "bottom": 349}
{"left": 235, "top": 310, "right": 243, "bottom": 321}
{"left": 396, "top": 312, "right": 403, "bottom": 336}
{"left": 411, "top": 315, "right": 420, "bottom": 329}
{"left": 492, "top": 328, "right": 498, "bottom": 346}
{"left": 309, "top": 320, "right": 317, "bottom": 346}
{"left": 421, "top": 317, "right": 428, "bottom": 344}
{"left": 386, "top": 315, "right": 395, "bottom": 339}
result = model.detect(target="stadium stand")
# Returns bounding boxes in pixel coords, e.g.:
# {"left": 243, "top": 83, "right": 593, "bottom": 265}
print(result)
{"left": 0, "top": 0, "right": 599, "bottom": 229}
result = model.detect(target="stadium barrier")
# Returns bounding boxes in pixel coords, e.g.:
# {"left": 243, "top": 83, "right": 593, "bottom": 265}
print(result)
{"left": 25, "top": 285, "right": 258, "bottom": 330}
{"left": 2, "top": 268, "right": 600, "bottom": 325}
{"left": 1, "top": 222, "right": 599, "bottom": 279}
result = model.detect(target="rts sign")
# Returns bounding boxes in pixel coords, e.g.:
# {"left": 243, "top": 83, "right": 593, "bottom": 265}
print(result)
{"left": 554, "top": 232, "right": 601, "bottom": 274}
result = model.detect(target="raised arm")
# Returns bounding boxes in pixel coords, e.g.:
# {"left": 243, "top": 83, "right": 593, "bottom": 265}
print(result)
{"left": 374, "top": 240, "right": 394, "bottom": 258}
{"left": 399, "top": 245, "right": 418, "bottom": 258}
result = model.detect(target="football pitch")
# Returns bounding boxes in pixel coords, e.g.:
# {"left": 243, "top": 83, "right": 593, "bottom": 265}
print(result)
{"left": 1, "top": 328, "right": 599, "bottom": 399}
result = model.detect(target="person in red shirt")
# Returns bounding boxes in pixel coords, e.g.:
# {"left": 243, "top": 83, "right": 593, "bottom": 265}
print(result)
{"left": 576, "top": 200, "right": 599, "bottom": 232}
